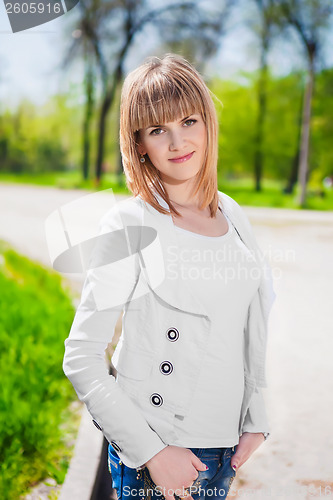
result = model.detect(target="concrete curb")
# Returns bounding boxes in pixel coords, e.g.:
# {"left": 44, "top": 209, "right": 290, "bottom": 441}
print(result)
{"left": 58, "top": 405, "right": 104, "bottom": 500}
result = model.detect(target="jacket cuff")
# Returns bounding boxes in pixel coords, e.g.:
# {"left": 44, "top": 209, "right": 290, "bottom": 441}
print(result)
{"left": 88, "top": 391, "right": 168, "bottom": 469}
{"left": 241, "top": 386, "right": 270, "bottom": 436}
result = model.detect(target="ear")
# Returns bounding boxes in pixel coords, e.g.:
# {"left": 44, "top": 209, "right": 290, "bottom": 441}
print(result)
{"left": 136, "top": 143, "right": 146, "bottom": 156}
{"left": 136, "top": 133, "right": 146, "bottom": 156}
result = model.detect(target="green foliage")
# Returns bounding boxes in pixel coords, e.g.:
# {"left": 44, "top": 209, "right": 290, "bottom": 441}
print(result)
{"left": 311, "top": 68, "right": 333, "bottom": 180}
{"left": 0, "top": 243, "right": 77, "bottom": 500}
{"left": 0, "top": 87, "right": 84, "bottom": 175}
{"left": 210, "top": 67, "right": 333, "bottom": 190}
{"left": 211, "top": 74, "right": 257, "bottom": 178}
{"left": 219, "top": 176, "right": 333, "bottom": 210}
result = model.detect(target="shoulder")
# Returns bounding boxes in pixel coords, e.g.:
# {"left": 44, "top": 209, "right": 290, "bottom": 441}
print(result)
{"left": 218, "top": 190, "right": 255, "bottom": 237}
{"left": 218, "top": 190, "right": 245, "bottom": 218}
{"left": 99, "top": 195, "right": 144, "bottom": 230}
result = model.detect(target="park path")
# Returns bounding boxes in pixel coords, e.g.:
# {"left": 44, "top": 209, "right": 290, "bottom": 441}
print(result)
{"left": 1, "top": 182, "right": 333, "bottom": 500}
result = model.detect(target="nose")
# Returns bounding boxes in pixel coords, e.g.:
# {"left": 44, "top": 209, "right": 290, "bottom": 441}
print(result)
{"left": 169, "top": 129, "right": 185, "bottom": 151}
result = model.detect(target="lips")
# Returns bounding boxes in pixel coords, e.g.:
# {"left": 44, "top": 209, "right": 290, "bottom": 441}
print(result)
{"left": 169, "top": 151, "right": 194, "bottom": 163}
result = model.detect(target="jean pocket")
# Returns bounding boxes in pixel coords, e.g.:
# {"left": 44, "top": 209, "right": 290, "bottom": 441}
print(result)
{"left": 108, "top": 445, "right": 123, "bottom": 499}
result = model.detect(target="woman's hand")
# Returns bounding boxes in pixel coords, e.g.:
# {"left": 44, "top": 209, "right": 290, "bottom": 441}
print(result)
{"left": 230, "top": 432, "right": 265, "bottom": 471}
{"left": 145, "top": 445, "right": 208, "bottom": 500}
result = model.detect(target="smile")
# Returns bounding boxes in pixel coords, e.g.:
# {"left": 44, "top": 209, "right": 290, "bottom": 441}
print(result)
{"left": 169, "top": 151, "right": 194, "bottom": 163}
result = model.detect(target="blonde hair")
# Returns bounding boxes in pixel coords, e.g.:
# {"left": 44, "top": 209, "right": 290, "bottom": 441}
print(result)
{"left": 119, "top": 53, "right": 220, "bottom": 217}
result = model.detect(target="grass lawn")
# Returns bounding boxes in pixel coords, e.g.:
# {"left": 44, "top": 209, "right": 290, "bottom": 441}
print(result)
{"left": 0, "top": 171, "right": 332, "bottom": 210}
{"left": 0, "top": 241, "right": 79, "bottom": 500}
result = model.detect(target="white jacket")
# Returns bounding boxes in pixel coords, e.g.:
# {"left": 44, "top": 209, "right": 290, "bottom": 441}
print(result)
{"left": 63, "top": 190, "right": 276, "bottom": 469}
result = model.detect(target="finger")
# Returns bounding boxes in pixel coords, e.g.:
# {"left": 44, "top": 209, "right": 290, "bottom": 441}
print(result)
{"left": 174, "top": 495, "right": 194, "bottom": 500}
{"left": 230, "top": 454, "right": 240, "bottom": 471}
{"left": 191, "top": 453, "right": 208, "bottom": 471}
{"left": 173, "top": 486, "right": 194, "bottom": 500}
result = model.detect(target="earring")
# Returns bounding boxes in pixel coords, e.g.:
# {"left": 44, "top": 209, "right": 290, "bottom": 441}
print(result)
{"left": 140, "top": 154, "right": 146, "bottom": 163}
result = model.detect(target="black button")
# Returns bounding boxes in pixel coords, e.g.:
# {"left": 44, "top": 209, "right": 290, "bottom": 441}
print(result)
{"left": 166, "top": 327, "right": 179, "bottom": 342}
{"left": 92, "top": 419, "right": 102, "bottom": 431}
{"left": 159, "top": 361, "right": 173, "bottom": 375}
{"left": 111, "top": 440, "right": 122, "bottom": 452}
{"left": 150, "top": 393, "right": 163, "bottom": 407}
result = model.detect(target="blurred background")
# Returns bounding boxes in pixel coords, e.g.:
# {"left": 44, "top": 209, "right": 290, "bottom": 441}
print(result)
{"left": 0, "top": 1, "right": 332, "bottom": 499}
{"left": 1, "top": 0, "right": 333, "bottom": 208}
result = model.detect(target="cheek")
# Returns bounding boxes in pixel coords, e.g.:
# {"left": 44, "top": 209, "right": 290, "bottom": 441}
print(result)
{"left": 146, "top": 142, "right": 162, "bottom": 162}
{"left": 194, "top": 126, "right": 207, "bottom": 151}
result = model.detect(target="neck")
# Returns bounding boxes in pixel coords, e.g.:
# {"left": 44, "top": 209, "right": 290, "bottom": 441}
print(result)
{"left": 169, "top": 199, "right": 198, "bottom": 209}
{"left": 162, "top": 180, "right": 201, "bottom": 209}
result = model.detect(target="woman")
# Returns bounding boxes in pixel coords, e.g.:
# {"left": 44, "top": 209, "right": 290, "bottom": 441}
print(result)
{"left": 63, "top": 53, "right": 276, "bottom": 500}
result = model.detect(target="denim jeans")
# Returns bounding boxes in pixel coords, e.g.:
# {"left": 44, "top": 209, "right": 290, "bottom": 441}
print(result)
{"left": 108, "top": 444, "right": 238, "bottom": 500}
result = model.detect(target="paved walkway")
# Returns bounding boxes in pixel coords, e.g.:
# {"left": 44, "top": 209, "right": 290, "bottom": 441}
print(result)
{"left": 1, "top": 182, "right": 333, "bottom": 500}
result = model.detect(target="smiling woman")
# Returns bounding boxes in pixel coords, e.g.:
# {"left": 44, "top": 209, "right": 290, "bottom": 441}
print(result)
{"left": 63, "top": 53, "right": 275, "bottom": 500}
{"left": 119, "top": 54, "right": 219, "bottom": 219}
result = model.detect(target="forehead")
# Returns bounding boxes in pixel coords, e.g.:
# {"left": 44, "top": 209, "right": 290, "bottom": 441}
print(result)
{"left": 130, "top": 74, "right": 204, "bottom": 132}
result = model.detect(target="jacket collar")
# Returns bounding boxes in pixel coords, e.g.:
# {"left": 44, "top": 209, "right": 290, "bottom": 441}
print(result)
{"left": 138, "top": 190, "right": 275, "bottom": 322}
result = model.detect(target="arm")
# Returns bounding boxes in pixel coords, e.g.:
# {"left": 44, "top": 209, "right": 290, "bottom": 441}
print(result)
{"left": 63, "top": 208, "right": 167, "bottom": 469}
{"left": 231, "top": 384, "right": 270, "bottom": 470}
{"left": 241, "top": 386, "right": 270, "bottom": 439}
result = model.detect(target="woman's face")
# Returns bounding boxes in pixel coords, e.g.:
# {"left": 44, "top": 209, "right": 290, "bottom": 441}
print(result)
{"left": 137, "top": 113, "right": 207, "bottom": 185}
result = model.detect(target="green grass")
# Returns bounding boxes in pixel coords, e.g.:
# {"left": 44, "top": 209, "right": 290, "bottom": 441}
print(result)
{"left": 0, "top": 241, "right": 78, "bottom": 500}
{"left": 0, "top": 170, "right": 131, "bottom": 194}
{"left": 219, "top": 176, "right": 333, "bottom": 210}
{"left": 1, "top": 171, "right": 333, "bottom": 210}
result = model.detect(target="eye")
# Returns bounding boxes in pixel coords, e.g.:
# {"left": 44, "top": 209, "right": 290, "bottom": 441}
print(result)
{"left": 184, "top": 119, "right": 197, "bottom": 126}
{"left": 150, "top": 128, "right": 163, "bottom": 136}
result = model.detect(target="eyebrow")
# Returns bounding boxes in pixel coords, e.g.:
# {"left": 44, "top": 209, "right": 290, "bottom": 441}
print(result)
{"left": 145, "top": 115, "right": 193, "bottom": 130}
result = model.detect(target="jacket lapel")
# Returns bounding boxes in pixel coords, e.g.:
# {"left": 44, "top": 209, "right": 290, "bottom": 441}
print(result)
{"left": 140, "top": 193, "right": 209, "bottom": 317}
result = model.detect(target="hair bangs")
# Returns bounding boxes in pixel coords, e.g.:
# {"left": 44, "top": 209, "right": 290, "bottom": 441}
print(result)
{"left": 130, "top": 73, "right": 204, "bottom": 133}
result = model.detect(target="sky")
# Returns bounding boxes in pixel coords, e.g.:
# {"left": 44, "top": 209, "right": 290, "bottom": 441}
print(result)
{"left": 0, "top": 0, "right": 332, "bottom": 110}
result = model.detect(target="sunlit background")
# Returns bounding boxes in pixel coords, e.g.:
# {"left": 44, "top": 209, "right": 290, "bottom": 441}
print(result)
{"left": 0, "top": 2, "right": 332, "bottom": 499}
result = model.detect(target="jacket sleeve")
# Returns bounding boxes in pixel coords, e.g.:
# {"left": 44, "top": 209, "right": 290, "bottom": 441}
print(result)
{"left": 240, "top": 387, "right": 270, "bottom": 438}
{"left": 62, "top": 207, "right": 168, "bottom": 469}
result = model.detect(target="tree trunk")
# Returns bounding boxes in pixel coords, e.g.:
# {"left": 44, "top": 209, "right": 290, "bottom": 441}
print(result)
{"left": 82, "top": 52, "right": 95, "bottom": 181}
{"left": 95, "top": 58, "right": 127, "bottom": 184}
{"left": 254, "top": 40, "right": 268, "bottom": 192}
{"left": 297, "top": 59, "right": 314, "bottom": 207}
{"left": 284, "top": 84, "right": 304, "bottom": 194}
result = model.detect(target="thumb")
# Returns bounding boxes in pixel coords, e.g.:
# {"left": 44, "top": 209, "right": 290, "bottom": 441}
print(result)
{"left": 230, "top": 452, "right": 239, "bottom": 472}
{"left": 192, "top": 454, "right": 209, "bottom": 471}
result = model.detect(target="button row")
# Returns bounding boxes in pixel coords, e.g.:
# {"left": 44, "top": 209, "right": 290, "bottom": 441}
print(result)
{"left": 151, "top": 327, "right": 179, "bottom": 407}
{"left": 94, "top": 327, "right": 180, "bottom": 453}
{"left": 92, "top": 421, "right": 123, "bottom": 453}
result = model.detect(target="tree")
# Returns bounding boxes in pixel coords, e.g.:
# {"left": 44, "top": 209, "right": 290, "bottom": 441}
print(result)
{"left": 64, "top": 0, "right": 235, "bottom": 185}
{"left": 62, "top": 0, "right": 113, "bottom": 181}
{"left": 251, "top": 0, "right": 281, "bottom": 191}
{"left": 274, "top": 0, "right": 333, "bottom": 207}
